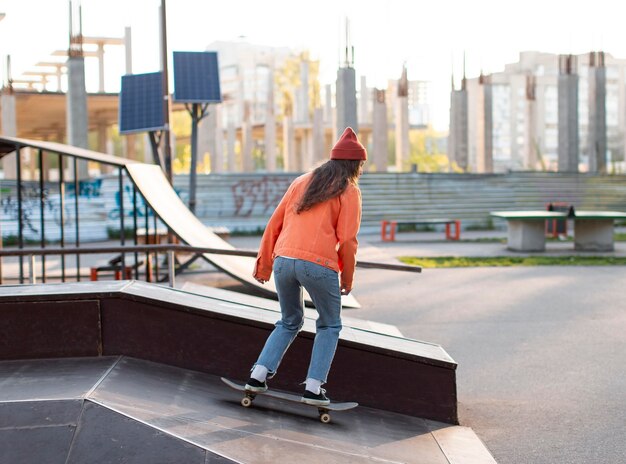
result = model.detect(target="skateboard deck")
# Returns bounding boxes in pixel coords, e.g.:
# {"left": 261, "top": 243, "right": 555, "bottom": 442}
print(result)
{"left": 221, "top": 377, "right": 358, "bottom": 423}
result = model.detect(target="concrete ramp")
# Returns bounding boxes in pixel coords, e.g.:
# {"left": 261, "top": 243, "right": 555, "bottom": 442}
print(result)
{"left": 0, "top": 357, "right": 496, "bottom": 464}
{"left": 126, "top": 163, "right": 360, "bottom": 308}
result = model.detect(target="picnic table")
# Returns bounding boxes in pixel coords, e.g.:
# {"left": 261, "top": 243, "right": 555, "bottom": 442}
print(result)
{"left": 491, "top": 210, "right": 626, "bottom": 251}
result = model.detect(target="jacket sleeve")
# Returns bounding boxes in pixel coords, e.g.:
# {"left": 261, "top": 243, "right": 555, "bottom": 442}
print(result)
{"left": 253, "top": 183, "right": 293, "bottom": 280}
{"left": 336, "top": 185, "right": 362, "bottom": 290}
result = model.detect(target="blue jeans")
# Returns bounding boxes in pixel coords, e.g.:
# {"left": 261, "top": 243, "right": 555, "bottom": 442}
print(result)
{"left": 253, "top": 257, "right": 342, "bottom": 383}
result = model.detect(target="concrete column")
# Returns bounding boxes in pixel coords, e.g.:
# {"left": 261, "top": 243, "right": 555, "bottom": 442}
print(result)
{"left": 476, "top": 74, "right": 493, "bottom": 173}
{"left": 1, "top": 90, "right": 17, "bottom": 178}
{"left": 336, "top": 66, "right": 358, "bottom": 134}
{"left": 66, "top": 56, "right": 89, "bottom": 178}
{"left": 372, "top": 89, "right": 388, "bottom": 172}
{"left": 395, "top": 96, "right": 409, "bottom": 171}
{"left": 509, "top": 75, "right": 526, "bottom": 170}
{"left": 124, "top": 27, "right": 133, "bottom": 74}
{"left": 143, "top": 134, "right": 153, "bottom": 164}
{"left": 588, "top": 51, "right": 607, "bottom": 173}
{"left": 324, "top": 84, "right": 333, "bottom": 125}
{"left": 558, "top": 54, "right": 579, "bottom": 172}
{"left": 298, "top": 130, "right": 309, "bottom": 171}
{"left": 241, "top": 102, "right": 253, "bottom": 172}
{"left": 97, "top": 123, "right": 107, "bottom": 153}
{"left": 395, "top": 67, "right": 410, "bottom": 172}
{"left": 312, "top": 108, "right": 325, "bottom": 165}
{"left": 297, "top": 60, "right": 310, "bottom": 124}
{"left": 359, "top": 76, "right": 369, "bottom": 125}
{"left": 449, "top": 81, "right": 469, "bottom": 171}
{"left": 265, "top": 69, "right": 277, "bottom": 171}
{"left": 213, "top": 105, "right": 224, "bottom": 173}
{"left": 96, "top": 42, "right": 105, "bottom": 93}
{"left": 197, "top": 109, "right": 211, "bottom": 170}
{"left": 198, "top": 105, "right": 223, "bottom": 173}
{"left": 227, "top": 121, "right": 236, "bottom": 172}
{"left": 282, "top": 115, "right": 295, "bottom": 171}
{"left": 525, "top": 75, "right": 538, "bottom": 170}
{"left": 55, "top": 64, "right": 64, "bottom": 91}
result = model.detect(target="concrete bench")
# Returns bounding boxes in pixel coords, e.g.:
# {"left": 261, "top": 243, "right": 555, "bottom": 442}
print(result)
{"left": 381, "top": 218, "right": 461, "bottom": 241}
{"left": 491, "top": 210, "right": 626, "bottom": 251}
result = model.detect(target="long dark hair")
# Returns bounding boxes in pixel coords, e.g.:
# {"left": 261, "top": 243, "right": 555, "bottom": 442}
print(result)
{"left": 296, "top": 159, "right": 362, "bottom": 213}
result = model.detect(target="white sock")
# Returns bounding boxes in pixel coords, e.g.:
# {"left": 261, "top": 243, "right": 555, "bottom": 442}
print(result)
{"left": 305, "top": 378, "right": 322, "bottom": 394}
{"left": 251, "top": 365, "right": 268, "bottom": 382}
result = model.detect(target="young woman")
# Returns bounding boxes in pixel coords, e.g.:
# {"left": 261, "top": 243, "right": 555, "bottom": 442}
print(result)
{"left": 247, "top": 127, "right": 366, "bottom": 406}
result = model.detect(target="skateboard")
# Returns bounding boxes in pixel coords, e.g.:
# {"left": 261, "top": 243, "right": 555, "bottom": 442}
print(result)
{"left": 221, "top": 377, "right": 358, "bottom": 424}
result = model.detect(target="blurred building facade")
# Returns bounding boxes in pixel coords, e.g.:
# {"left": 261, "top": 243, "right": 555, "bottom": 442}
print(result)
{"left": 459, "top": 51, "right": 626, "bottom": 173}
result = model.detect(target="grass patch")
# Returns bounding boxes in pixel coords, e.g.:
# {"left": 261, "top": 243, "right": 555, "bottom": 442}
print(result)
{"left": 399, "top": 256, "right": 626, "bottom": 268}
{"left": 459, "top": 237, "right": 506, "bottom": 243}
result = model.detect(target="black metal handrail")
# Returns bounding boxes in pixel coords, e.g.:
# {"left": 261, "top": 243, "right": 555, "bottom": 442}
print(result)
{"left": 0, "top": 137, "right": 166, "bottom": 285}
{"left": 0, "top": 244, "right": 422, "bottom": 273}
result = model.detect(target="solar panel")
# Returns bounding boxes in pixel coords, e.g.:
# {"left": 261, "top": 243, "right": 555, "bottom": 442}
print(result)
{"left": 173, "top": 51, "right": 222, "bottom": 103}
{"left": 119, "top": 72, "right": 165, "bottom": 134}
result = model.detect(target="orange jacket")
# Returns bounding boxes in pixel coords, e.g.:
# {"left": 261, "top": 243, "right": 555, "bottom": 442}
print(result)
{"left": 253, "top": 172, "right": 362, "bottom": 290}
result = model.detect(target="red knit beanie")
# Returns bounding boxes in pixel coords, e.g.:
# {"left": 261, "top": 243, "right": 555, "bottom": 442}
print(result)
{"left": 330, "top": 127, "right": 367, "bottom": 160}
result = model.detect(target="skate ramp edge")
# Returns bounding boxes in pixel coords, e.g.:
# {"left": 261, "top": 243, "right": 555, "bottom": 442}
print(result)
{"left": 0, "top": 281, "right": 457, "bottom": 423}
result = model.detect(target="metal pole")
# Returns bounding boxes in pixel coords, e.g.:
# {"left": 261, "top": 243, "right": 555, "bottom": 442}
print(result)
{"left": 189, "top": 103, "right": 199, "bottom": 213}
{"left": 73, "top": 157, "right": 80, "bottom": 281}
{"left": 28, "top": 255, "right": 36, "bottom": 284}
{"left": 148, "top": 131, "right": 163, "bottom": 169}
{"left": 144, "top": 200, "right": 150, "bottom": 281}
{"left": 167, "top": 250, "right": 175, "bottom": 287}
{"left": 16, "top": 147, "right": 24, "bottom": 283}
{"left": 59, "top": 154, "right": 66, "bottom": 282}
{"left": 153, "top": 208, "right": 159, "bottom": 280}
{"left": 118, "top": 168, "right": 126, "bottom": 278}
{"left": 133, "top": 185, "right": 139, "bottom": 279}
{"left": 38, "top": 149, "right": 46, "bottom": 282}
{"left": 160, "top": 0, "right": 173, "bottom": 185}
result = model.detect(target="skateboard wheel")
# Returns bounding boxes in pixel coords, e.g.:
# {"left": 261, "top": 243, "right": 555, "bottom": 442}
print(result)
{"left": 319, "top": 413, "right": 331, "bottom": 424}
{"left": 241, "top": 397, "right": 253, "bottom": 408}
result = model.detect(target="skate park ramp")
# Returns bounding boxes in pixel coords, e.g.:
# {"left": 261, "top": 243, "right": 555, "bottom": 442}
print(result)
{"left": 0, "top": 356, "right": 495, "bottom": 463}
{"left": 0, "top": 279, "right": 496, "bottom": 462}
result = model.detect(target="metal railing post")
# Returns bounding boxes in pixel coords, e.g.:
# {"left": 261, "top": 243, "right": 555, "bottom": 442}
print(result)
{"left": 16, "top": 147, "right": 24, "bottom": 283}
{"left": 38, "top": 149, "right": 46, "bottom": 282}
{"left": 167, "top": 250, "right": 175, "bottom": 287}
{"left": 28, "top": 255, "right": 36, "bottom": 284}
{"left": 59, "top": 153, "right": 66, "bottom": 282}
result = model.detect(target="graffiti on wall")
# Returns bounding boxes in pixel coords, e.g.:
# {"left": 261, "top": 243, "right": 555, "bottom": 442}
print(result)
{"left": 1, "top": 186, "right": 71, "bottom": 234}
{"left": 231, "top": 177, "right": 293, "bottom": 217}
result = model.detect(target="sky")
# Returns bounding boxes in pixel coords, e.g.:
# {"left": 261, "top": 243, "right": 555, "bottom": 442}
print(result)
{"left": 1, "top": 0, "right": 626, "bottom": 130}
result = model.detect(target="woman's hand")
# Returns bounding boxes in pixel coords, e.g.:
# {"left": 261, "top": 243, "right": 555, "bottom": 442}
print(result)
{"left": 341, "top": 286, "right": 351, "bottom": 296}
{"left": 255, "top": 276, "right": 267, "bottom": 284}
